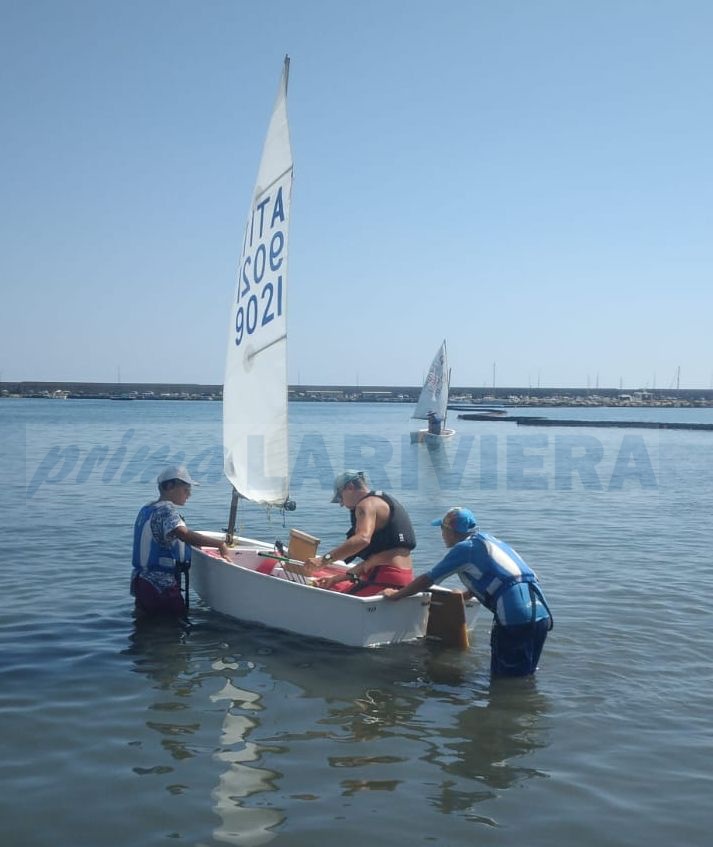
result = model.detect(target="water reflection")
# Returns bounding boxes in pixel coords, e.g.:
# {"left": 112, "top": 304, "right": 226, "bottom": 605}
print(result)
{"left": 124, "top": 613, "right": 551, "bottom": 840}
{"left": 210, "top": 676, "right": 284, "bottom": 846}
{"left": 125, "top": 617, "right": 200, "bottom": 766}
{"left": 424, "top": 674, "right": 551, "bottom": 819}
{"left": 124, "top": 618, "right": 284, "bottom": 846}
{"left": 244, "top": 635, "right": 550, "bottom": 823}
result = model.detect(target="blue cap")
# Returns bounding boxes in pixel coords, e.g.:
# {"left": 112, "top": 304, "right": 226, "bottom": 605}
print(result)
{"left": 431, "top": 507, "right": 478, "bottom": 534}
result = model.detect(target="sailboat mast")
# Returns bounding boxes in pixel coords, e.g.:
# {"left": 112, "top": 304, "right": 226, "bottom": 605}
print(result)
{"left": 444, "top": 366, "right": 451, "bottom": 428}
{"left": 226, "top": 489, "right": 240, "bottom": 545}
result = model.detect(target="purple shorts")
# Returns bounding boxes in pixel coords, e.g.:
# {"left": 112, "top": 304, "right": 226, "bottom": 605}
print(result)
{"left": 132, "top": 574, "right": 186, "bottom": 617}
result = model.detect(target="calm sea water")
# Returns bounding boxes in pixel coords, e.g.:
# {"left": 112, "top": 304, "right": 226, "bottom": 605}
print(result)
{"left": 2, "top": 399, "right": 712, "bottom": 847}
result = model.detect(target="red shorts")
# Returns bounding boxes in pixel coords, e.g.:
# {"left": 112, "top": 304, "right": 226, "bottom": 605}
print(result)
{"left": 331, "top": 564, "right": 413, "bottom": 597}
{"left": 132, "top": 574, "right": 186, "bottom": 617}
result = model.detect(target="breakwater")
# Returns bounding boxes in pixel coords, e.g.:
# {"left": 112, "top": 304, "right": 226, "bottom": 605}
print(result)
{"left": 3, "top": 381, "right": 713, "bottom": 407}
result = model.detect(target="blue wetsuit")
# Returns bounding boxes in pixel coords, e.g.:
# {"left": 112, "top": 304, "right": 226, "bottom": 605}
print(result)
{"left": 426, "top": 532, "right": 552, "bottom": 676}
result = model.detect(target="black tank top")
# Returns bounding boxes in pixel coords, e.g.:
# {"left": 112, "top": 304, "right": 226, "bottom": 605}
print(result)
{"left": 346, "top": 491, "right": 416, "bottom": 561}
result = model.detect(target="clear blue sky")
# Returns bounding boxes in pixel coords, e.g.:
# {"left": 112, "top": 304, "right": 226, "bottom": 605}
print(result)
{"left": 2, "top": 0, "right": 712, "bottom": 389}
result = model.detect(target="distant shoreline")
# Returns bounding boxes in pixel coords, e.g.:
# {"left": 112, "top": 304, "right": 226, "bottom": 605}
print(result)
{"left": 2, "top": 381, "right": 712, "bottom": 408}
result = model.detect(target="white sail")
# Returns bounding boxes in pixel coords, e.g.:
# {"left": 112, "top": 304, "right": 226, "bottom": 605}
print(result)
{"left": 412, "top": 340, "right": 449, "bottom": 420}
{"left": 223, "top": 57, "right": 293, "bottom": 504}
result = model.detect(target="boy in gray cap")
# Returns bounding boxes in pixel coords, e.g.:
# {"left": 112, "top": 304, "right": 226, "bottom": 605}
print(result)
{"left": 131, "top": 465, "right": 229, "bottom": 616}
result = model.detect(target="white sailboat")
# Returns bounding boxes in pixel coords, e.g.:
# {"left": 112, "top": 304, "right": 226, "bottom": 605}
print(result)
{"left": 188, "top": 59, "right": 477, "bottom": 648}
{"left": 410, "top": 340, "right": 456, "bottom": 445}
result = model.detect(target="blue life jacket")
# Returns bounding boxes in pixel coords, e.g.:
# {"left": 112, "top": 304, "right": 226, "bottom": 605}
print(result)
{"left": 428, "top": 532, "right": 551, "bottom": 626}
{"left": 132, "top": 501, "right": 189, "bottom": 579}
{"left": 462, "top": 533, "right": 537, "bottom": 611}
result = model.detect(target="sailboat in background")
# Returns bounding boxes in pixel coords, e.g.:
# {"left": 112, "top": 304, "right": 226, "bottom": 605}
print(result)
{"left": 187, "top": 59, "right": 476, "bottom": 647}
{"left": 410, "top": 340, "right": 455, "bottom": 444}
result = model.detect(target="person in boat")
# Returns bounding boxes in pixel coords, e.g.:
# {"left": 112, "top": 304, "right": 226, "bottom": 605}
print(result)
{"left": 131, "top": 464, "right": 229, "bottom": 616}
{"left": 427, "top": 410, "right": 443, "bottom": 435}
{"left": 383, "top": 507, "right": 553, "bottom": 677}
{"left": 304, "top": 470, "right": 416, "bottom": 597}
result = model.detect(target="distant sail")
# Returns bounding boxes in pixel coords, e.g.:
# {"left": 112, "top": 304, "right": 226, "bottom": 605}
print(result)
{"left": 223, "top": 57, "right": 293, "bottom": 504}
{"left": 412, "top": 340, "right": 449, "bottom": 420}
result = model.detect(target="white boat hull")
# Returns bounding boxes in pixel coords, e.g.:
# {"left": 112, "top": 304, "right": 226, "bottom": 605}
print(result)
{"left": 189, "top": 533, "right": 477, "bottom": 648}
{"left": 410, "top": 427, "right": 456, "bottom": 445}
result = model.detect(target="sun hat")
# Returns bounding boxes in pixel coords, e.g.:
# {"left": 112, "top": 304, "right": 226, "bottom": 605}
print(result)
{"left": 331, "top": 470, "right": 366, "bottom": 503}
{"left": 431, "top": 507, "right": 478, "bottom": 534}
{"left": 157, "top": 465, "right": 199, "bottom": 486}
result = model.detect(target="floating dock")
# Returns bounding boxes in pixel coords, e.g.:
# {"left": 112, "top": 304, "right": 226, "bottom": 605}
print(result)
{"left": 457, "top": 414, "right": 713, "bottom": 431}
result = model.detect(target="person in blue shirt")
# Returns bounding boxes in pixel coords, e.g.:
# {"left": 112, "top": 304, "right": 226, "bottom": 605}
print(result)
{"left": 131, "top": 464, "right": 229, "bottom": 616}
{"left": 427, "top": 411, "right": 443, "bottom": 435}
{"left": 383, "top": 507, "right": 552, "bottom": 677}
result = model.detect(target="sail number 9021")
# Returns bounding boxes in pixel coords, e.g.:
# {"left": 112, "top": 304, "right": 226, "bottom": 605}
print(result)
{"left": 235, "top": 277, "right": 283, "bottom": 346}
{"left": 234, "top": 227, "right": 285, "bottom": 348}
